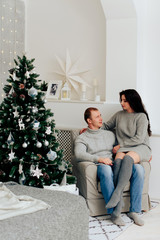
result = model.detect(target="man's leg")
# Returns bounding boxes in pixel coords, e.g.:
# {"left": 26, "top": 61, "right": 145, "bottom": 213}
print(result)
{"left": 97, "top": 164, "right": 125, "bottom": 226}
{"left": 97, "top": 164, "right": 114, "bottom": 214}
{"left": 127, "top": 164, "right": 145, "bottom": 226}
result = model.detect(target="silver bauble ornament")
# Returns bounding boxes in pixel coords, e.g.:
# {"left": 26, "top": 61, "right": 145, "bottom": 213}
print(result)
{"left": 47, "top": 150, "right": 57, "bottom": 161}
{"left": 28, "top": 87, "right": 38, "bottom": 98}
{"left": 22, "top": 142, "right": 27, "bottom": 148}
{"left": 44, "top": 140, "right": 49, "bottom": 146}
{"left": 36, "top": 141, "right": 42, "bottom": 148}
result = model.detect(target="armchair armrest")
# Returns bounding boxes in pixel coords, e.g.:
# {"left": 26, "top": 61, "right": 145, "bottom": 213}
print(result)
{"left": 72, "top": 159, "right": 102, "bottom": 199}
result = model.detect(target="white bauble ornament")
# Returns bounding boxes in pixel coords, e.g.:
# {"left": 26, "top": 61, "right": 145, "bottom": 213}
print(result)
{"left": 36, "top": 141, "right": 42, "bottom": 148}
{"left": 22, "top": 142, "right": 27, "bottom": 148}
{"left": 44, "top": 140, "right": 49, "bottom": 146}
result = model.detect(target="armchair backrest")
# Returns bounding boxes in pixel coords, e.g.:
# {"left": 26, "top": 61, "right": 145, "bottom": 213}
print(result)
{"left": 57, "top": 129, "right": 80, "bottom": 163}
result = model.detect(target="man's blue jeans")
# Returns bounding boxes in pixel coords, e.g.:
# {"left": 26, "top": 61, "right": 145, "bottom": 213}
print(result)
{"left": 97, "top": 163, "right": 144, "bottom": 214}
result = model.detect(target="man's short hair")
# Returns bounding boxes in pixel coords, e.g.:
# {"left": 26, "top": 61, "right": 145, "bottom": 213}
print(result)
{"left": 84, "top": 107, "right": 98, "bottom": 123}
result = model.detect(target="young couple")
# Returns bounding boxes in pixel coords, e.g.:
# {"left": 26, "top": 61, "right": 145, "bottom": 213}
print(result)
{"left": 74, "top": 89, "right": 151, "bottom": 226}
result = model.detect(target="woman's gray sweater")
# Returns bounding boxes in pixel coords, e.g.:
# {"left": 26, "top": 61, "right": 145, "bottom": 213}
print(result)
{"left": 103, "top": 110, "right": 151, "bottom": 161}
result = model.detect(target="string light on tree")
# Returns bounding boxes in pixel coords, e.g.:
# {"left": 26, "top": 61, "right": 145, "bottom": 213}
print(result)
{"left": 0, "top": 0, "right": 25, "bottom": 101}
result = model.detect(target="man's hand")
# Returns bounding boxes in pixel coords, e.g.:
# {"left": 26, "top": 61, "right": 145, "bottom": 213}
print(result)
{"left": 112, "top": 145, "right": 120, "bottom": 154}
{"left": 98, "top": 157, "right": 113, "bottom": 165}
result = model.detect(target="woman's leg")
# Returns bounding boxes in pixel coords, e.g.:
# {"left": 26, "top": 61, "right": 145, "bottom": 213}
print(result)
{"left": 111, "top": 158, "right": 125, "bottom": 225}
{"left": 106, "top": 154, "right": 134, "bottom": 208}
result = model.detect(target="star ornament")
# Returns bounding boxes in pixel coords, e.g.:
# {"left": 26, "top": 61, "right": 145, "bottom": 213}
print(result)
{"left": 8, "top": 150, "right": 15, "bottom": 161}
{"left": 54, "top": 49, "right": 91, "bottom": 95}
{"left": 32, "top": 166, "right": 43, "bottom": 179}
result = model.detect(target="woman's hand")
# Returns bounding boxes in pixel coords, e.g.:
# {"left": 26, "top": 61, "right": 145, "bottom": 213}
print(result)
{"left": 98, "top": 157, "right": 113, "bottom": 165}
{"left": 79, "top": 128, "right": 87, "bottom": 134}
{"left": 112, "top": 145, "right": 120, "bottom": 154}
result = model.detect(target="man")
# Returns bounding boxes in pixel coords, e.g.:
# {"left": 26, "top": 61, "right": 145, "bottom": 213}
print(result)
{"left": 74, "top": 107, "right": 144, "bottom": 226}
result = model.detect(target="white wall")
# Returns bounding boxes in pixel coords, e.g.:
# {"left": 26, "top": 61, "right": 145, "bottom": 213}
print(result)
{"left": 149, "top": 136, "right": 160, "bottom": 199}
{"left": 25, "top": 0, "right": 160, "bottom": 199}
{"left": 25, "top": 0, "right": 106, "bottom": 101}
{"left": 133, "top": 0, "right": 160, "bottom": 135}
{"left": 100, "top": 0, "right": 137, "bottom": 102}
{"left": 133, "top": 0, "right": 160, "bottom": 199}
{"left": 46, "top": 100, "right": 121, "bottom": 129}
{"left": 106, "top": 18, "right": 137, "bottom": 102}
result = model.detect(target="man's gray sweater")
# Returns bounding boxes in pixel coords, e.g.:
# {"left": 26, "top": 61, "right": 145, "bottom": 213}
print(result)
{"left": 74, "top": 128, "right": 115, "bottom": 163}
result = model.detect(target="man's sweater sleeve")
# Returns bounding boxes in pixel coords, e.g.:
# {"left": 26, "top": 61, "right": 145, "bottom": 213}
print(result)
{"left": 74, "top": 138, "right": 99, "bottom": 163}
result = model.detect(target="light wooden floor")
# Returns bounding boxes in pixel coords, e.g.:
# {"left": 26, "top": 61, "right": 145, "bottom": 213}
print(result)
{"left": 116, "top": 200, "right": 160, "bottom": 240}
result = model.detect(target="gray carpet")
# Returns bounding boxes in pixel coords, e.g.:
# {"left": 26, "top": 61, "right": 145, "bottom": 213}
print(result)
{"left": 0, "top": 183, "right": 89, "bottom": 240}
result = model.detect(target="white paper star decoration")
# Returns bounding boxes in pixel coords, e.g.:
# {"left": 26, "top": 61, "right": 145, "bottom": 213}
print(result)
{"left": 54, "top": 49, "right": 91, "bottom": 95}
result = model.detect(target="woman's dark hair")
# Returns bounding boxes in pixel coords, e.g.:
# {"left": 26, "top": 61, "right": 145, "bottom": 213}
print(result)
{"left": 119, "top": 89, "right": 152, "bottom": 136}
{"left": 84, "top": 107, "right": 98, "bottom": 123}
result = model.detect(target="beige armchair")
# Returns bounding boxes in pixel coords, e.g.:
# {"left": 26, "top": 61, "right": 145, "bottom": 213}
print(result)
{"left": 57, "top": 128, "right": 151, "bottom": 217}
{"left": 71, "top": 129, "right": 151, "bottom": 217}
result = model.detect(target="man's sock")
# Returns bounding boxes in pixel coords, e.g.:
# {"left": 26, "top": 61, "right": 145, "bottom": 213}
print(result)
{"left": 127, "top": 212, "right": 144, "bottom": 226}
{"left": 111, "top": 214, "right": 125, "bottom": 226}
{"left": 106, "top": 155, "right": 134, "bottom": 209}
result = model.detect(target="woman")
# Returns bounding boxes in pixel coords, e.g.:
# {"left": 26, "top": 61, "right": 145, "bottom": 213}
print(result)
{"left": 104, "top": 89, "right": 152, "bottom": 225}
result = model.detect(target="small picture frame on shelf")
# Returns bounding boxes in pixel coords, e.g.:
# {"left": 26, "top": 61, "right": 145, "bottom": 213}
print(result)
{"left": 46, "top": 80, "right": 62, "bottom": 99}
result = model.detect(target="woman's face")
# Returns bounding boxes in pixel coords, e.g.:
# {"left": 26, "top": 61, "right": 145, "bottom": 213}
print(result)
{"left": 120, "top": 94, "right": 134, "bottom": 112}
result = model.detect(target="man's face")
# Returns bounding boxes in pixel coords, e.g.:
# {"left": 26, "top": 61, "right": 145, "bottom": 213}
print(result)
{"left": 88, "top": 110, "right": 103, "bottom": 129}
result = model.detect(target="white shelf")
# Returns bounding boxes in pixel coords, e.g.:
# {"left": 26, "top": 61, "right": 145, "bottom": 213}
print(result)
{"left": 46, "top": 99, "right": 106, "bottom": 104}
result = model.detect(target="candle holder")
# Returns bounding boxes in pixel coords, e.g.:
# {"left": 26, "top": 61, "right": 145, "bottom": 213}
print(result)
{"left": 61, "top": 82, "right": 71, "bottom": 100}
{"left": 93, "top": 78, "right": 99, "bottom": 101}
{"left": 81, "top": 84, "right": 87, "bottom": 101}
{"left": 94, "top": 85, "right": 98, "bottom": 98}
{"left": 81, "top": 91, "right": 87, "bottom": 101}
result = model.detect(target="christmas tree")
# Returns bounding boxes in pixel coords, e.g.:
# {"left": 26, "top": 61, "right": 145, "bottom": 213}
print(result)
{"left": 0, "top": 55, "right": 75, "bottom": 188}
